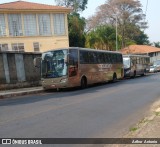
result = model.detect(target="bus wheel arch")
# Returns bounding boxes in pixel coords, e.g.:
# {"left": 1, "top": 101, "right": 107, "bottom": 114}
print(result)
{"left": 81, "top": 76, "right": 87, "bottom": 89}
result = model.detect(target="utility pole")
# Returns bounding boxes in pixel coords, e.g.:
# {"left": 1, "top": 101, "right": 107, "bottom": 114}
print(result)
{"left": 107, "top": 4, "right": 118, "bottom": 51}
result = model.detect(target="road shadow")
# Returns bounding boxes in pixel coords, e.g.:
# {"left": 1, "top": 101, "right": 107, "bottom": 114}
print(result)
{"left": 0, "top": 72, "right": 160, "bottom": 106}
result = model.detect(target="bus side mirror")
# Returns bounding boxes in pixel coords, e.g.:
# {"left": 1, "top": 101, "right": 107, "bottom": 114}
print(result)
{"left": 34, "top": 57, "right": 41, "bottom": 68}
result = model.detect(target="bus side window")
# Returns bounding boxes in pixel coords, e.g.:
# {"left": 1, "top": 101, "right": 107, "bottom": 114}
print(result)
{"left": 105, "top": 53, "right": 110, "bottom": 63}
{"left": 117, "top": 54, "right": 122, "bottom": 63}
{"left": 110, "top": 54, "right": 114, "bottom": 64}
{"left": 69, "top": 49, "right": 78, "bottom": 77}
{"left": 113, "top": 54, "right": 117, "bottom": 63}
{"left": 97, "top": 53, "right": 101, "bottom": 63}
{"left": 80, "top": 51, "right": 89, "bottom": 64}
{"left": 99, "top": 53, "right": 105, "bottom": 63}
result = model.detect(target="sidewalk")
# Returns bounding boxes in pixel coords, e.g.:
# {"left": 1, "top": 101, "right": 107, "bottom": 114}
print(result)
{"left": 0, "top": 86, "right": 43, "bottom": 99}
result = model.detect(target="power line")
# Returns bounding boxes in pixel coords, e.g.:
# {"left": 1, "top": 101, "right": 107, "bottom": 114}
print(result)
{"left": 145, "top": 0, "right": 149, "bottom": 16}
{"left": 143, "top": 0, "right": 149, "bottom": 31}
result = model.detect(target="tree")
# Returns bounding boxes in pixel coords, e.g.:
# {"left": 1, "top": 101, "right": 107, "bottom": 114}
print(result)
{"left": 133, "top": 30, "right": 150, "bottom": 45}
{"left": 54, "top": 0, "right": 88, "bottom": 47}
{"left": 86, "top": 25, "right": 120, "bottom": 50}
{"left": 55, "top": 0, "right": 88, "bottom": 13}
{"left": 153, "top": 42, "right": 160, "bottom": 48}
{"left": 68, "top": 13, "right": 86, "bottom": 47}
{"left": 86, "top": 0, "right": 147, "bottom": 48}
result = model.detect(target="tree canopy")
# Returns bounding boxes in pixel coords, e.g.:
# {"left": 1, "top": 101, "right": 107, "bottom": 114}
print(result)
{"left": 55, "top": 0, "right": 151, "bottom": 50}
{"left": 86, "top": 0, "right": 148, "bottom": 48}
{"left": 68, "top": 13, "right": 86, "bottom": 47}
{"left": 55, "top": 0, "right": 88, "bottom": 13}
{"left": 85, "top": 25, "right": 119, "bottom": 50}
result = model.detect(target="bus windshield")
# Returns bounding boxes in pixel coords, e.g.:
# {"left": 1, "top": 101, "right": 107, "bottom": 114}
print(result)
{"left": 41, "top": 49, "right": 68, "bottom": 78}
{"left": 123, "top": 58, "right": 130, "bottom": 68}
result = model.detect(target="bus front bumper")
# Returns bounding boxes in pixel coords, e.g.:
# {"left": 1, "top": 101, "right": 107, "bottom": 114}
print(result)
{"left": 41, "top": 78, "right": 69, "bottom": 89}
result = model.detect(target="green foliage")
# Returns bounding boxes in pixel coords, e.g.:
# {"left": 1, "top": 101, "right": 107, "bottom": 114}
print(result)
{"left": 124, "top": 24, "right": 150, "bottom": 45}
{"left": 153, "top": 42, "right": 160, "bottom": 48}
{"left": 68, "top": 13, "right": 86, "bottom": 47}
{"left": 85, "top": 25, "right": 120, "bottom": 50}
{"left": 129, "top": 127, "right": 138, "bottom": 132}
{"left": 55, "top": 0, "right": 88, "bottom": 13}
{"left": 155, "top": 112, "right": 160, "bottom": 116}
{"left": 55, "top": 0, "right": 150, "bottom": 49}
{"left": 133, "top": 31, "right": 150, "bottom": 45}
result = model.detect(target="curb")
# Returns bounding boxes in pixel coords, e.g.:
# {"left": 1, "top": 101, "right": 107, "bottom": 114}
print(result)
{"left": 123, "top": 100, "right": 160, "bottom": 138}
{"left": 0, "top": 89, "right": 44, "bottom": 99}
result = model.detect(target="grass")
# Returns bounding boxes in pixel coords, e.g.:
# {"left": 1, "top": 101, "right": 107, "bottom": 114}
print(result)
{"left": 129, "top": 118, "right": 149, "bottom": 132}
{"left": 155, "top": 112, "right": 160, "bottom": 116}
{"left": 129, "top": 127, "right": 138, "bottom": 132}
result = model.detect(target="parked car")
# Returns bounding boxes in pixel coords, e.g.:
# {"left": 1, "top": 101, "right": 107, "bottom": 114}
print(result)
{"left": 153, "top": 60, "right": 160, "bottom": 72}
{"left": 149, "top": 65, "right": 157, "bottom": 73}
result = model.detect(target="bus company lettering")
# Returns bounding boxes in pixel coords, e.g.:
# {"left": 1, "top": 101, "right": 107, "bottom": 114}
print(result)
{"left": 98, "top": 64, "right": 112, "bottom": 70}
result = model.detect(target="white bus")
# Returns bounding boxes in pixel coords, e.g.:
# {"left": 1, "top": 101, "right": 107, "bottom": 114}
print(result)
{"left": 123, "top": 54, "right": 150, "bottom": 78}
{"left": 34, "top": 47, "right": 124, "bottom": 90}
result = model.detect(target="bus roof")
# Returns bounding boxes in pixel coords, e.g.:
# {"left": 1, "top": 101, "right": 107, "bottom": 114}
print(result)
{"left": 43, "top": 47, "right": 122, "bottom": 54}
{"left": 123, "top": 54, "right": 150, "bottom": 58}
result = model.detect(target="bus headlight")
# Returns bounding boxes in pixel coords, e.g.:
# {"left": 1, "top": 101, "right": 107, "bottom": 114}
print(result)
{"left": 60, "top": 78, "right": 67, "bottom": 83}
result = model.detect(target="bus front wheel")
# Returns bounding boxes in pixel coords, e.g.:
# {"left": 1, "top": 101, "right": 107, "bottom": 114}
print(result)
{"left": 81, "top": 77, "right": 87, "bottom": 89}
{"left": 132, "top": 71, "right": 136, "bottom": 78}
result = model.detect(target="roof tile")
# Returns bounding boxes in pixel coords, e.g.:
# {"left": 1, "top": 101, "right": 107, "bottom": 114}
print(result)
{"left": 120, "top": 45, "right": 160, "bottom": 54}
{"left": 0, "top": 0, "right": 71, "bottom": 11}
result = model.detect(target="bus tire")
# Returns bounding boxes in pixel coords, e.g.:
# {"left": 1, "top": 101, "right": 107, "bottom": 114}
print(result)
{"left": 81, "top": 77, "right": 87, "bottom": 89}
{"left": 132, "top": 71, "right": 136, "bottom": 78}
{"left": 112, "top": 73, "right": 117, "bottom": 83}
{"left": 143, "top": 69, "right": 147, "bottom": 76}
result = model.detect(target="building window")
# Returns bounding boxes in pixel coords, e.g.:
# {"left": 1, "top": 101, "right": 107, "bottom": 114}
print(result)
{"left": 53, "top": 14, "right": 65, "bottom": 35}
{"left": 0, "top": 44, "right": 8, "bottom": 51}
{"left": 0, "top": 14, "right": 6, "bottom": 36}
{"left": 11, "top": 43, "right": 24, "bottom": 52}
{"left": 33, "top": 42, "right": 40, "bottom": 52}
{"left": 39, "top": 14, "right": 51, "bottom": 36}
{"left": 8, "top": 14, "right": 22, "bottom": 36}
{"left": 24, "top": 14, "right": 37, "bottom": 36}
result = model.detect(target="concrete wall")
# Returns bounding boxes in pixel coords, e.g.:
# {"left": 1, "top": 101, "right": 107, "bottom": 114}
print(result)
{"left": 0, "top": 52, "right": 41, "bottom": 90}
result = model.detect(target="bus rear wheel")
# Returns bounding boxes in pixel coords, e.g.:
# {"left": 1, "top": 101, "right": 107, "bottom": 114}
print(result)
{"left": 112, "top": 73, "right": 117, "bottom": 83}
{"left": 81, "top": 77, "right": 87, "bottom": 89}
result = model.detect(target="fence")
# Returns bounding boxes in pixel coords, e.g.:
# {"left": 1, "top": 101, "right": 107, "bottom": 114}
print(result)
{"left": 0, "top": 52, "right": 41, "bottom": 90}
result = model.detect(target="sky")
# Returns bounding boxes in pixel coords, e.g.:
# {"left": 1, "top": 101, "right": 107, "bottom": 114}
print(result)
{"left": 0, "top": 0, "right": 159, "bottom": 43}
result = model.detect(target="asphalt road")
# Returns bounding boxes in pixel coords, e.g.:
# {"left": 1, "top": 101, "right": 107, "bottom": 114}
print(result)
{"left": 0, "top": 73, "right": 160, "bottom": 139}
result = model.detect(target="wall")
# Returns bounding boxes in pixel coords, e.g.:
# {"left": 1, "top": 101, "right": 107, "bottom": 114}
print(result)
{"left": 0, "top": 36, "right": 69, "bottom": 52}
{"left": 0, "top": 52, "right": 41, "bottom": 90}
